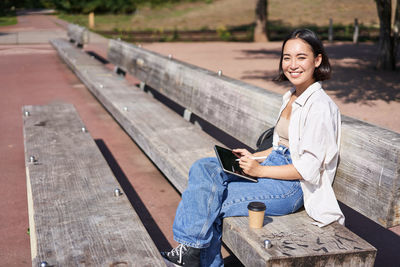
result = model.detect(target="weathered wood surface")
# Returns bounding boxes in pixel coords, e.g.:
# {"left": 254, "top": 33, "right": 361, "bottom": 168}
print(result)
{"left": 67, "top": 23, "right": 88, "bottom": 47}
{"left": 107, "top": 39, "right": 400, "bottom": 228}
{"left": 223, "top": 211, "right": 376, "bottom": 267}
{"left": 107, "top": 39, "right": 280, "bottom": 146}
{"left": 52, "top": 38, "right": 377, "bottom": 266}
{"left": 23, "top": 103, "right": 166, "bottom": 267}
{"left": 51, "top": 38, "right": 218, "bottom": 193}
{"left": 335, "top": 116, "right": 400, "bottom": 228}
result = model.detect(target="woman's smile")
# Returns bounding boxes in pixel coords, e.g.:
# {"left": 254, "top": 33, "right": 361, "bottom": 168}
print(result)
{"left": 288, "top": 71, "right": 303, "bottom": 78}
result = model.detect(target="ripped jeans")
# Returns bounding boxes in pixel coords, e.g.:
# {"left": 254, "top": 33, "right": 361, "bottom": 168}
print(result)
{"left": 172, "top": 146, "right": 303, "bottom": 266}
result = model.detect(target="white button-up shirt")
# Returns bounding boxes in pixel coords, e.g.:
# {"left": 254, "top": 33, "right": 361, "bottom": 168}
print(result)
{"left": 272, "top": 82, "right": 345, "bottom": 227}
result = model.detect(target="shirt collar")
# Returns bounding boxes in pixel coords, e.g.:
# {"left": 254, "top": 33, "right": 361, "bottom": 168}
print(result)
{"left": 293, "top": 82, "right": 322, "bottom": 107}
{"left": 283, "top": 87, "right": 295, "bottom": 102}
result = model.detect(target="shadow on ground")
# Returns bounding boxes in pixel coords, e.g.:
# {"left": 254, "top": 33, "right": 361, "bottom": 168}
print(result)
{"left": 239, "top": 43, "right": 400, "bottom": 104}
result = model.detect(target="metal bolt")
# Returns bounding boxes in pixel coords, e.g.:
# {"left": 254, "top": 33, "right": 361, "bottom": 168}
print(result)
{"left": 123, "top": 106, "right": 128, "bottom": 111}
{"left": 168, "top": 54, "right": 173, "bottom": 59}
{"left": 99, "top": 84, "right": 104, "bottom": 88}
{"left": 40, "top": 261, "right": 48, "bottom": 267}
{"left": 81, "top": 127, "right": 87, "bottom": 133}
{"left": 29, "top": 156, "right": 36, "bottom": 163}
{"left": 24, "top": 111, "right": 30, "bottom": 117}
{"left": 264, "top": 239, "right": 272, "bottom": 249}
{"left": 114, "top": 188, "right": 122, "bottom": 197}
{"left": 217, "top": 70, "right": 223, "bottom": 76}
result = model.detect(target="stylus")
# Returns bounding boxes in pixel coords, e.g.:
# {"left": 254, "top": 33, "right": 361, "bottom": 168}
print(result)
{"left": 235, "top": 156, "right": 268, "bottom": 161}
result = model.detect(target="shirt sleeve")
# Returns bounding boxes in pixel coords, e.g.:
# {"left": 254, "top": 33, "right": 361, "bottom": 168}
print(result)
{"left": 292, "top": 102, "right": 339, "bottom": 185}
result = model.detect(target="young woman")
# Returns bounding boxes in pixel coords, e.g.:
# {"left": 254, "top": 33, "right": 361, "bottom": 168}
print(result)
{"left": 161, "top": 28, "right": 344, "bottom": 267}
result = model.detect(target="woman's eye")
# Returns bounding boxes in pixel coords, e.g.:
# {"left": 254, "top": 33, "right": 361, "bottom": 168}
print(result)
{"left": 283, "top": 57, "right": 290, "bottom": 61}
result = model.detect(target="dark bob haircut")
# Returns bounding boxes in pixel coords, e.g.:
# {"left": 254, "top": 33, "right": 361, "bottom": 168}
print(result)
{"left": 274, "top": 28, "right": 331, "bottom": 82}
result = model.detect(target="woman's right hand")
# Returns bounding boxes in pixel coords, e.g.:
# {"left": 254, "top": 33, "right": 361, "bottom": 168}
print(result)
{"left": 232, "top": 148, "right": 253, "bottom": 158}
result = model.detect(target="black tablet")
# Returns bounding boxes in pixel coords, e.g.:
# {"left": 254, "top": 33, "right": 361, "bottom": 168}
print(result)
{"left": 214, "top": 145, "right": 258, "bottom": 183}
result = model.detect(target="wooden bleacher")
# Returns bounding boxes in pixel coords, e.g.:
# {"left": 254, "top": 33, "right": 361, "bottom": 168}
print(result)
{"left": 49, "top": 35, "right": 388, "bottom": 266}
{"left": 23, "top": 103, "right": 166, "bottom": 266}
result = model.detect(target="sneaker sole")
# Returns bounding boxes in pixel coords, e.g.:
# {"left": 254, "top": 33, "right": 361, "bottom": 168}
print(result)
{"left": 162, "top": 257, "right": 183, "bottom": 267}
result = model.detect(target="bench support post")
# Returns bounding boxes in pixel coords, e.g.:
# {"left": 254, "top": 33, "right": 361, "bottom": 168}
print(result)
{"left": 140, "top": 81, "right": 146, "bottom": 91}
{"left": 183, "top": 109, "right": 192, "bottom": 122}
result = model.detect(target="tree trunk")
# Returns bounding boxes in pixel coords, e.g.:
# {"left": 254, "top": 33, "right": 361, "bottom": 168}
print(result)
{"left": 394, "top": 0, "right": 400, "bottom": 61}
{"left": 375, "top": 0, "right": 395, "bottom": 70}
{"left": 254, "top": 0, "right": 268, "bottom": 42}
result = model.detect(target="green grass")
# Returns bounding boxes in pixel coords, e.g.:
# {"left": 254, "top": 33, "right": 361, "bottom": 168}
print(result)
{"left": 0, "top": 12, "right": 17, "bottom": 26}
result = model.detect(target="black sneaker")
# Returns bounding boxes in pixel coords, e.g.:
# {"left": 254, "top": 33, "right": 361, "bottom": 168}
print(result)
{"left": 161, "top": 243, "right": 201, "bottom": 267}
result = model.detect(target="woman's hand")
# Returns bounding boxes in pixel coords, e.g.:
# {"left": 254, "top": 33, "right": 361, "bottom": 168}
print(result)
{"left": 232, "top": 148, "right": 253, "bottom": 158}
{"left": 239, "top": 156, "right": 263, "bottom": 177}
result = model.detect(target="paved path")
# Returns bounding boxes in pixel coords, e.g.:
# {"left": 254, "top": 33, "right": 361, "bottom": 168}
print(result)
{"left": 1, "top": 10, "right": 399, "bottom": 266}
{"left": 0, "top": 12, "right": 183, "bottom": 266}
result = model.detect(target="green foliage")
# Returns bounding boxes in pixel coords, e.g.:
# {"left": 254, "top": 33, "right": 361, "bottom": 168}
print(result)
{"left": 52, "top": 0, "right": 137, "bottom": 14}
{"left": 0, "top": 0, "right": 210, "bottom": 14}
{"left": 216, "top": 25, "right": 232, "bottom": 41}
{"left": 2, "top": 0, "right": 46, "bottom": 9}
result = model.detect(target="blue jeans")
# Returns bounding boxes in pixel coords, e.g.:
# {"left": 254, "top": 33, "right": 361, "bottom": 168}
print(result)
{"left": 172, "top": 146, "right": 304, "bottom": 267}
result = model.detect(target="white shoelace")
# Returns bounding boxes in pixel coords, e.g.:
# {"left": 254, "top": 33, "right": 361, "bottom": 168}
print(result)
{"left": 168, "top": 244, "right": 188, "bottom": 264}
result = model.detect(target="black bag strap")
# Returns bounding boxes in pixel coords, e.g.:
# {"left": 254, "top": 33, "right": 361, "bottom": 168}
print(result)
{"left": 255, "top": 127, "right": 275, "bottom": 152}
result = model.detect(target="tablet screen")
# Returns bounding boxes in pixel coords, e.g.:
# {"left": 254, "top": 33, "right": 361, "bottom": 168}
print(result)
{"left": 214, "top": 145, "right": 258, "bottom": 182}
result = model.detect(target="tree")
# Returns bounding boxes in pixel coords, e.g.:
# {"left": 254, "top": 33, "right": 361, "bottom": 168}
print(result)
{"left": 394, "top": 0, "right": 400, "bottom": 61}
{"left": 375, "top": 0, "right": 399, "bottom": 70}
{"left": 254, "top": 0, "right": 268, "bottom": 42}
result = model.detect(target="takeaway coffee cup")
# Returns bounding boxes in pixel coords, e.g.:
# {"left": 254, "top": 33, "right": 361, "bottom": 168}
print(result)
{"left": 247, "top": 202, "right": 266, "bottom": 229}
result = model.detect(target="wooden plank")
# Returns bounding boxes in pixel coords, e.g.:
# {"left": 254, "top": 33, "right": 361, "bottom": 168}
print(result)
{"left": 334, "top": 116, "right": 400, "bottom": 227}
{"left": 107, "top": 39, "right": 280, "bottom": 146}
{"left": 107, "top": 39, "right": 400, "bottom": 228}
{"left": 223, "top": 211, "right": 376, "bottom": 266}
{"left": 52, "top": 38, "right": 377, "bottom": 266}
{"left": 23, "top": 103, "right": 166, "bottom": 267}
{"left": 52, "top": 39, "right": 218, "bottom": 193}
{"left": 67, "top": 24, "right": 88, "bottom": 47}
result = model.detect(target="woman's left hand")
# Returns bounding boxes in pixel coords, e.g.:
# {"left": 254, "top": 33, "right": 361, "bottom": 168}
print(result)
{"left": 239, "top": 156, "right": 263, "bottom": 177}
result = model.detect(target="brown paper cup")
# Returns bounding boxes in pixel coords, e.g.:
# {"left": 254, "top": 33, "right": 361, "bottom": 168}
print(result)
{"left": 248, "top": 202, "right": 266, "bottom": 229}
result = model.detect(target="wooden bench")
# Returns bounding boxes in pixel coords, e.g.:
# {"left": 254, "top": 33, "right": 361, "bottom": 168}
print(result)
{"left": 107, "top": 39, "right": 400, "bottom": 229}
{"left": 50, "top": 38, "right": 382, "bottom": 266}
{"left": 67, "top": 23, "right": 88, "bottom": 48}
{"left": 23, "top": 103, "right": 166, "bottom": 266}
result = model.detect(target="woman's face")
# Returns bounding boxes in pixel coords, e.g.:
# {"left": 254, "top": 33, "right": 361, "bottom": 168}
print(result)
{"left": 282, "top": 38, "right": 322, "bottom": 92}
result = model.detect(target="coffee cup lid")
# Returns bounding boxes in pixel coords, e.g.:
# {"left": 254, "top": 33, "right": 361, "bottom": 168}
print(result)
{"left": 247, "top": 202, "right": 266, "bottom": 211}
